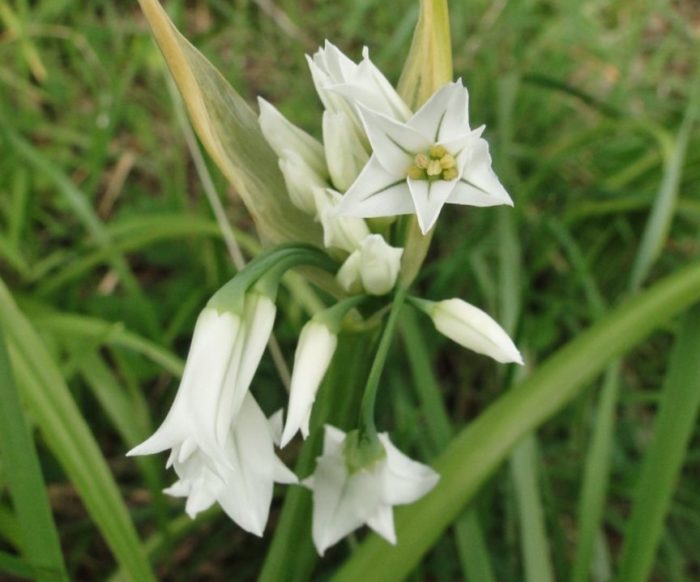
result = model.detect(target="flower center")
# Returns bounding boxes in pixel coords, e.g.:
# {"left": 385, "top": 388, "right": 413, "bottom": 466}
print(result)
{"left": 406, "top": 145, "right": 458, "bottom": 182}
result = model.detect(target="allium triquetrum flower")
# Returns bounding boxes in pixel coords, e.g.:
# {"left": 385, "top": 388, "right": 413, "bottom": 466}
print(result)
{"left": 304, "top": 426, "right": 439, "bottom": 555}
{"left": 337, "top": 80, "right": 513, "bottom": 234}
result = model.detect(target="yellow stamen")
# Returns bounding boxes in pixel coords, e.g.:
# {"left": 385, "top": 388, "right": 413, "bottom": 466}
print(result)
{"left": 414, "top": 153, "right": 429, "bottom": 169}
{"left": 442, "top": 167, "right": 458, "bottom": 181}
{"left": 429, "top": 144, "right": 447, "bottom": 158}
{"left": 439, "top": 154, "right": 456, "bottom": 169}
{"left": 426, "top": 159, "right": 442, "bottom": 177}
{"left": 406, "top": 165, "right": 425, "bottom": 180}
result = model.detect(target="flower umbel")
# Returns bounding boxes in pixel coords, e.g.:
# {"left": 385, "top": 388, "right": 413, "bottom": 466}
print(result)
{"left": 336, "top": 80, "right": 513, "bottom": 234}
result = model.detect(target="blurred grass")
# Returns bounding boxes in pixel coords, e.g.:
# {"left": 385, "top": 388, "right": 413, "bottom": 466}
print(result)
{"left": 0, "top": 0, "right": 699, "bottom": 580}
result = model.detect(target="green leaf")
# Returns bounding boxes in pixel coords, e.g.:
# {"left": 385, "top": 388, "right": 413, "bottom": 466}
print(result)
{"left": 332, "top": 260, "right": 700, "bottom": 581}
{"left": 137, "top": 0, "right": 323, "bottom": 248}
{"left": 616, "top": 305, "right": 700, "bottom": 582}
{"left": 0, "top": 279, "right": 155, "bottom": 582}
{"left": 0, "top": 331, "right": 68, "bottom": 582}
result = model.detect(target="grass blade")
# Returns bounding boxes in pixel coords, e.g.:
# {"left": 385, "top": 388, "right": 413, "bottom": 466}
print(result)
{"left": 0, "top": 280, "right": 155, "bottom": 582}
{"left": 615, "top": 304, "right": 700, "bottom": 581}
{"left": 509, "top": 436, "right": 554, "bottom": 582}
{"left": 332, "top": 260, "right": 700, "bottom": 581}
{"left": 0, "top": 331, "right": 68, "bottom": 582}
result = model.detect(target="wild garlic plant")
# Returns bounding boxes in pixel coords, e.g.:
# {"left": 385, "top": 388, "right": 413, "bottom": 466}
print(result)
{"left": 132, "top": 0, "right": 522, "bottom": 557}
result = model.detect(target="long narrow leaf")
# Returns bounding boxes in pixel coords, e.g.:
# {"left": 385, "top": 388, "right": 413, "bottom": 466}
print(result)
{"left": 615, "top": 304, "right": 700, "bottom": 581}
{"left": 0, "top": 332, "right": 68, "bottom": 582}
{"left": 333, "top": 261, "right": 700, "bottom": 581}
{"left": 0, "top": 280, "right": 155, "bottom": 582}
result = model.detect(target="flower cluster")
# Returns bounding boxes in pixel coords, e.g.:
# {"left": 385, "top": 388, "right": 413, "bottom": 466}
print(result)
{"left": 130, "top": 40, "right": 522, "bottom": 555}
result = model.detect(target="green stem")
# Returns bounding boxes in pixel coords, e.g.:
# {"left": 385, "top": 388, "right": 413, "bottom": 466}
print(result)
{"left": 358, "top": 284, "right": 408, "bottom": 440}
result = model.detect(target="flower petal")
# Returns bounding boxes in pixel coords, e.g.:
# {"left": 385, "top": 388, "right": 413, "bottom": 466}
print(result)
{"left": 336, "top": 156, "right": 413, "bottom": 219}
{"left": 407, "top": 178, "right": 457, "bottom": 234}
{"left": 448, "top": 138, "right": 513, "bottom": 208}
{"left": 217, "top": 394, "right": 277, "bottom": 536}
{"left": 377, "top": 434, "right": 440, "bottom": 505}
{"left": 366, "top": 504, "right": 397, "bottom": 545}
{"left": 357, "top": 105, "right": 430, "bottom": 175}
{"left": 407, "top": 80, "right": 470, "bottom": 143}
{"left": 310, "top": 456, "right": 380, "bottom": 555}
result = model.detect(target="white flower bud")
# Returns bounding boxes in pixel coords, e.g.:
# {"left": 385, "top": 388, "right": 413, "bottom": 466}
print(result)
{"left": 314, "top": 188, "right": 370, "bottom": 253}
{"left": 323, "top": 111, "right": 369, "bottom": 192}
{"left": 430, "top": 298, "right": 524, "bottom": 364}
{"left": 358, "top": 234, "right": 403, "bottom": 295}
{"left": 336, "top": 250, "right": 363, "bottom": 294}
{"left": 280, "top": 321, "right": 338, "bottom": 447}
{"left": 279, "top": 151, "right": 328, "bottom": 216}
{"left": 258, "top": 97, "right": 328, "bottom": 177}
{"left": 336, "top": 234, "right": 403, "bottom": 296}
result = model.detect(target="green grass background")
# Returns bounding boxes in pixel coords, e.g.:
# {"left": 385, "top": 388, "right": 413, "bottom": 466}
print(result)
{"left": 1, "top": 0, "right": 699, "bottom": 580}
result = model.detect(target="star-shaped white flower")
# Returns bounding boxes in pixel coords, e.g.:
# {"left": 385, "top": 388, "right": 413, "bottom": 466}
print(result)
{"left": 304, "top": 426, "right": 439, "bottom": 555}
{"left": 336, "top": 80, "right": 513, "bottom": 234}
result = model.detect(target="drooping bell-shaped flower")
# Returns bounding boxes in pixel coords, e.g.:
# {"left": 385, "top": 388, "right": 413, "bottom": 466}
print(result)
{"left": 162, "top": 393, "right": 297, "bottom": 535}
{"left": 305, "top": 426, "right": 439, "bottom": 555}
{"left": 280, "top": 320, "right": 338, "bottom": 447}
{"left": 337, "top": 81, "right": 513, "bottom": 234}
{"left": 128, "top": 290, "right": 297, "bottom": 535}
{"left": 425, "top": 298, "right": 523, "bottom": 364}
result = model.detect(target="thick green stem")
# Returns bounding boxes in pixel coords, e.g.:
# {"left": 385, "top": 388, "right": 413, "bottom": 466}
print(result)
{"left": 358, "top": 284, "right": 408, "bottom": 440}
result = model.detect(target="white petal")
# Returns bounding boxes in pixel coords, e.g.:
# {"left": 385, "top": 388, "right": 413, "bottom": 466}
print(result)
{"left": 366, "top": 504, "right": 397, "bottom": 544}
{"left": 216, "top": 294, "right": 276, "bottom": 444}
{"left": 184, "top": 483, "right": 217, "bottom": 518}
{"left": 272, "top": 457, "right": 298, "bottom": 484}
{"left": 408, "top": 80, "right": 470, "bottom": 142}
{"left": 431, "top": 299, "right": 523, "bottom": 364}
{"left": 448, "top": 138, "right": 513, "bottom": 208}
{"left": 322, "top": 425, "right": 347, "bottom": 456}
{"left": 258, "top": 97, "right": 327, "bottom": 177}
{"left": 407, "top": 178, "right": 458, "bottom": 234}
{"left": 317, "top": 188, "right": 370, "bottom": 253}
{"left": 323, "top": 111, "right": 370, "bottom": 192}
{"left": 279, "top": 150, "right": 328, "bottom": 215}
{"left": 268, "top": 409, "right": 285, "bottom": 447}
{"left": 357, "top": 105, "right": 429, "bottom": 175}
{"left": 377, "top": 434, "right": 440, "bottom": 505}
{"left": 336, "top": 156, "right": 414, "bottom": 219}
{"left": 281, "top": 322, "right": 338, "bottom": 447}
{"left": 336, "top": 250, "right": 363, "bottom": 294}
{"left": 310, "top": 456, "right": 380, "bottom": 555}
{"left": 217, "top": 394, "right": 277, "bottom": 536}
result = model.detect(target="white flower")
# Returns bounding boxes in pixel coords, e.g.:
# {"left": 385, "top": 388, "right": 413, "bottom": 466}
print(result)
{"left": 337, "top": 234, "right": 403, "bottom": 295}
{"left": 307, "top": 41, "right": 411, "bottom": 126}
{"left": 336, "top": 81, "right": 513, "bottom": 234}
{"left": 429, "top": 298, "right": 523, "bottom": 364}
{"left": 279, "top": 150, "right": 328, "bottom": 215}
{"left": 162, "top": 394, "right": 297, "bottom": 535}
{"left": 128, "top": 294, "right": 295, "bottom": 535}
{"left": 280, "top": 321, "right": 338, "bottom": 447}
{"left": 305, "top": 426, "right": 439, "bottom": 555}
